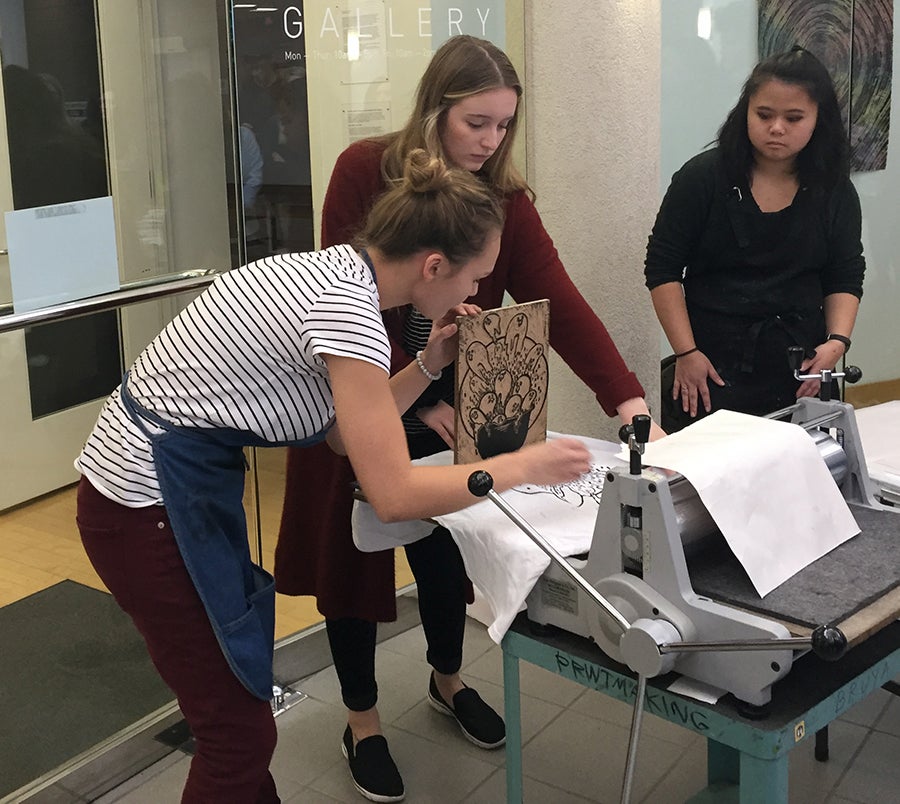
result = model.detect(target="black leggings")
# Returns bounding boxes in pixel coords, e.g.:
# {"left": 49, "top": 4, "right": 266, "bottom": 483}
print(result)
{"left": 326, "top": 525, "right": 469, "bottom": 711}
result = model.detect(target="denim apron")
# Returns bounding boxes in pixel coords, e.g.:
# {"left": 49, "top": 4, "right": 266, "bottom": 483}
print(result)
{"left": 119, "top": 373, "right": 327, "bottom": 700}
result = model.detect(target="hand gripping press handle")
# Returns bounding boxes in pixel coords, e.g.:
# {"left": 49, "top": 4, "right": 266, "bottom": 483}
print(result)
{"left": 787, "top": 346, "right": 863, "bottom": 402}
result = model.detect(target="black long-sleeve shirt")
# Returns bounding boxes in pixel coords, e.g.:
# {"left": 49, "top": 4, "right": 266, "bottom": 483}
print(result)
{"left": 644, "top": 148, "right": 865, "bottom": 319}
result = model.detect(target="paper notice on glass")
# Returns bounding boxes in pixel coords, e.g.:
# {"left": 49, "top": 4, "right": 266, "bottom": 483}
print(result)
{"left": 639, "top": 410, "right": 859, "bottom": 597}
{"left": 6, "top": 196, "right": 119, "bottom": 313}
{"left": 344, "top": 106, "right": 391, "bottom": 144}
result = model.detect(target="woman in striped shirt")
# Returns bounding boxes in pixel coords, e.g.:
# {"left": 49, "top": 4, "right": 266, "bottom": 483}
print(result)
{"left": 74, "top": 150, "right": 591, "bottom": 804}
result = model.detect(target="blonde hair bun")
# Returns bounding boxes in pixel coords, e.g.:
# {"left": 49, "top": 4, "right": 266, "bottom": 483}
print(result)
{"left": 360, "top": 144, "right": 505, "bottom": 266}
{"left": 401, "top": 148, "right": 454, "bottom": 194}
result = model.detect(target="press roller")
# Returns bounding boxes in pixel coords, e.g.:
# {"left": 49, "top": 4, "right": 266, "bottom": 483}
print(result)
{"left": 657, "top": 425, "right": 849, "bottom": 562}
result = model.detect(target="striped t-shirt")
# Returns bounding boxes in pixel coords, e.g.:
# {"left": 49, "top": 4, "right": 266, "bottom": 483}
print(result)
{"left": 75, "top": 245, "right": 390, "bottom": 506}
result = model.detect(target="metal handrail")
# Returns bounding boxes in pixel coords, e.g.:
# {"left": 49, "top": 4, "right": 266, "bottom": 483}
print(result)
{"left": 0, "top": 269, "right": 222, "bottom": 333}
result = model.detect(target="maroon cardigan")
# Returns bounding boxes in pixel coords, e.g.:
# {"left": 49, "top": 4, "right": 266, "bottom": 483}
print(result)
{"left": 274, "top": 139, "right": 644, "bottom": 621}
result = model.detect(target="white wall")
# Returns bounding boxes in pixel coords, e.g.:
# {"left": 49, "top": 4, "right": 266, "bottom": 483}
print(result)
{"left": 524, "top": 1, "right": 662, "bottom": 441}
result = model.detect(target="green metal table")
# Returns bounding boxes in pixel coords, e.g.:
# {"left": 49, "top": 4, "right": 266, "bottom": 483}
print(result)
{"left": 501, "top": 614, "right": 900, "bottom": 803}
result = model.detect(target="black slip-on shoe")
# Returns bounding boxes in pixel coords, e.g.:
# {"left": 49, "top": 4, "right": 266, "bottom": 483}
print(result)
{"left": 427, "top": 673, "right": 506, "bottom": 749}
{"left": 341, "top": 725, "right": 405, "bottom": 802}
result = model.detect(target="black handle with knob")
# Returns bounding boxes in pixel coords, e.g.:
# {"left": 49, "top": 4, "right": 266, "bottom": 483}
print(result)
{"left": 468, "top": 470, "right": 493, "bottom": 497}
{"left": 810, "top": 624, "right": 848, "bottom": 662}
{"left": 787, "top": 345, "right": 806, "bottom": 373}
{"left": 619, "top": 414, "right": 652, "bottom": 475}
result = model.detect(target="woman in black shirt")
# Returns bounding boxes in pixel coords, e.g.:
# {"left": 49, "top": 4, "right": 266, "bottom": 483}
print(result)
{"left": 645, "top": 47, "right": 865, "bottom": 430}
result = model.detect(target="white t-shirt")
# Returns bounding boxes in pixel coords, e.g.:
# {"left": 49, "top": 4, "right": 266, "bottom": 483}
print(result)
{"left": 76, "top": 245, "right": 390, "bottom": 506}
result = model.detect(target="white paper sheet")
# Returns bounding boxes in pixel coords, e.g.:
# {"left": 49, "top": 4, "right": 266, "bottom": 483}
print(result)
{"left": 637, "top": 410, "right": 860, "bottom": 597}
{"left": 432, "top": 434, "right": 625, "bottom": 642}
{"left": 855, "top": 401, "right": 900, "bottom": 481}
{"left": 350, "top": 433, "right": 625, "bottom": 642}
{"left": 666, "top": 676, "right": 725, "bottom": 704}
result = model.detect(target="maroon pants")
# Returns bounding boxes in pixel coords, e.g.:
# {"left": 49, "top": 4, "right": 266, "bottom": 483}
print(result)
{"left": 76, "top": 477, "right": 279, "bottom": 803}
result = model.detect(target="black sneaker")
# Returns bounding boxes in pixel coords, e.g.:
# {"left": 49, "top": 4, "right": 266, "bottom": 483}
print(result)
{"left": 427, "top": 673, "right": 506, "bottom": 749}
{"left": 341, "top": 725, "right": 405, "bottom": 802}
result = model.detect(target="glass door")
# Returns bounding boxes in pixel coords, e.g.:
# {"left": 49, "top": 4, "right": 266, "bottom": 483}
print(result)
{"left": 231, "top": 0, "right": 527, "bottom": 682}
{"left": 0, "top": 0, "right": 123, "bottom": 511}
{"left": 0, "top": 0, "right": 238, "bottom": 510}
{"left": 0, "top": 1, "right": 238, "bottom": 799}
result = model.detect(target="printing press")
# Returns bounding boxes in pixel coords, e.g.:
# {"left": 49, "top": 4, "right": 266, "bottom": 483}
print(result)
{"left": 469, "top": 355, "right": 900, "bottom": 713}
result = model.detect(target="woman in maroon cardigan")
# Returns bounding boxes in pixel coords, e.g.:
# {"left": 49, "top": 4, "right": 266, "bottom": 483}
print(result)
{"left": 275, "top": 35, "right": 663, "bottom": 802}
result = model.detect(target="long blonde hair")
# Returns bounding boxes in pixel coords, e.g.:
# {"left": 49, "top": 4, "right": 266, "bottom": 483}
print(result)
{"left": 379, "top": 35, "right": 531, "bottom": 198}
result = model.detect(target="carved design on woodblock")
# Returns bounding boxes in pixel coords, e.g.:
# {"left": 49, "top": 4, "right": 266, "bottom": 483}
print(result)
{"left": 454, "top": 300, "right": 549, "bottom": 464}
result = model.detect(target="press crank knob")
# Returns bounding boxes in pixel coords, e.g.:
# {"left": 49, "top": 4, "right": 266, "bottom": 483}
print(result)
{"left": 787, "top": 346, "right": 805, "bottom": 372}
{"left": 632, "top": 414, "right": 652, "bottom": 443}
{"left": 618, "top": 424, "right": 632, "bottom": 445}
{"left": 844, "top": 365, "right": 863, "bottom": 384}
{"left": 810, "top": 624, "right": 847, "bottom": 661}
{"left": 468, "top": 471, "right": 494, "bottom": 497}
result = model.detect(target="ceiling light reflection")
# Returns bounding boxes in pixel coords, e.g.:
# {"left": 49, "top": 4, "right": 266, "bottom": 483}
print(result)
{"left": 697, "top": 8, "right": 712, "bottom": 40}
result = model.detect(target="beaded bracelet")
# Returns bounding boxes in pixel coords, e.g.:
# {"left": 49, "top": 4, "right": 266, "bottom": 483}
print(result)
{"left": 415, "top": 350, "right": 442, "bottom": 381}
{"left": 674, "top": 346, "right": 699, "bottom": 358}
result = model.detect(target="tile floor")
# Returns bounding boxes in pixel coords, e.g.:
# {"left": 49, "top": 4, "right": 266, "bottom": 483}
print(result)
{"left": 95, "top": 615, "right": 900, "bottom": 804}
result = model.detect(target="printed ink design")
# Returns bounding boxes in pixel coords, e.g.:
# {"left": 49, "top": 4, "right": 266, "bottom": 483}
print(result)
{"left": 515, "top": 463, "right": 610, "bottom": 506}
{"left": 458, "top": 310, "right": 549, "bottom": 458}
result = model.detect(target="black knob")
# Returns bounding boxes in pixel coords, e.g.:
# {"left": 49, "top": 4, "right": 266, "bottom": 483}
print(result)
{"left": 633, "top": 414, "right": 652, "bottom": 443}
{"left": 787, "top": 346, "right": 805, "bottom": 372}
{"left": 468, "top": 471, "right": 493, "bottom": 497}
{"left": 810, "top": 624, "right": 847, "bottom": 661}
{"left": 844, "top": 365, "right": 863, "bottom": 384}
{"left": 618, "top": 424, "right": 631, "bottom": 444}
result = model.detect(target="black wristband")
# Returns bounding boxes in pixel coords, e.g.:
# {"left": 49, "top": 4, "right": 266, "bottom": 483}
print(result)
{"left": 674, "top": 346, "right": 699, "bottom": 358}
{"left": 826, "top": 334, "right": 851, "bottom": 352}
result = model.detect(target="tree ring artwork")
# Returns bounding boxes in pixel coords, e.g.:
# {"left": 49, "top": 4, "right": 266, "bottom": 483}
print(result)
{"left": 758, "top": 0, "right": 893, "bottom": 173}
{"left": 454, "top": 300, "right": 549, "bottom": 464}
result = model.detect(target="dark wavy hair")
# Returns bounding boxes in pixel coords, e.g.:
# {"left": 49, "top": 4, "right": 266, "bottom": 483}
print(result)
{"left": 717, "top": 47, "right": 850, "bottom": 192}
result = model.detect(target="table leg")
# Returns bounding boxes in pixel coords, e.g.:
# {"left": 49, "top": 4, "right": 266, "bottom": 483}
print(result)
{"left": 707, "top": 739, "right": 739, "bottom": 786}
{"left": 739, "top": 751, "right": 788, "bottom": 804}
{"left": 503, "top": 648, "right": 523, "bottom": 804}
{"left": 815, "top": 726, "right": 829, "bottom": 761}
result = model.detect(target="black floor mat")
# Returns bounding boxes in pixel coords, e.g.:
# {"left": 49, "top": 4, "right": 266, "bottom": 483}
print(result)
{"left": 0, "top": 580, "right": 173, "bottom": 798}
